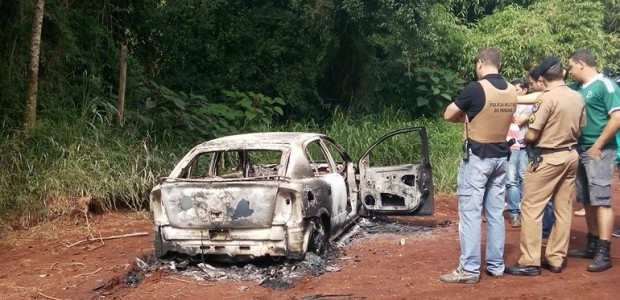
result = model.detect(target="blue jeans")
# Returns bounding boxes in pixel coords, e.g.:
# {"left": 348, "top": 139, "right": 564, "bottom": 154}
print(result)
{"left": 505, "top": 149, "right": 528, "bottom": 217}
{"left": 457, "top": 151, "right": 507, "bottom": 275}
{"left": 542, "top": 202, "right": 555, "bottom": 238}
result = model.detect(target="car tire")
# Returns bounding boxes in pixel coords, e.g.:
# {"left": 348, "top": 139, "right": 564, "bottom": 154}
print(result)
{"left": 309, "top": 219, "right": 329, "bottom": 256}
{"left": 153, "top": 227, "right": 167, "bottom": 258}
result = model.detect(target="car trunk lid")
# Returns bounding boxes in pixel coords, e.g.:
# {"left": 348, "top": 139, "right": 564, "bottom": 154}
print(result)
{"left": 161, "top": 181, "right": 279, "bottom": 229}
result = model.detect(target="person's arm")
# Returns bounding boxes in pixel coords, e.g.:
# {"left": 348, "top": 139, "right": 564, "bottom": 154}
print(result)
{"left": 514, "top": 114, "right": 530, "bottom": 126}
{"left": 444, "top": 103, "right": 465, "bottom": 123}
{"left": 588, "top": 87, "right": 620, "bottom": 159}
{"left": 524, "top": 128, "right": 540, "bottom": 143}
{"left": 588, "top": 110, "right": 620, "bottom": 158}
{"left": 444, "top": 82, "right": 481, "bottom": 123}
{"left": 517, "top": 92, "right": 541, "bottom": 104}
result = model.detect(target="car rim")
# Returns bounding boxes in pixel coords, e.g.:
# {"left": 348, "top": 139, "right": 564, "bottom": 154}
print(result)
{"left": 310, "top": 219, "right": 328, "bottom": 256}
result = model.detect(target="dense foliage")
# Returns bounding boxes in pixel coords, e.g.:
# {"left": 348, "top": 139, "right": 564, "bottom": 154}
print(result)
{"left": 0, "top": 0, "right": 619, "bottom": 224}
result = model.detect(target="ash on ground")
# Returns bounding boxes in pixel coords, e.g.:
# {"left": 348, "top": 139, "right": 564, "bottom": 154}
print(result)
{"left": 336, "top": 216, "right": 432, "bottom": 248}
{"left": 142, "top": 217, "right": 431, "bottom": 290}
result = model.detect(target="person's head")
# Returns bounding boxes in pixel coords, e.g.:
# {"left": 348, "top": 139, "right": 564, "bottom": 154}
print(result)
{"left": 510, "top": 78, "right": 529, "bottom": 95}
{"left": 537, "top": 56, "right": 565, "bottom": 83}
{"left": 474, "top": 47, "right": 502, "bottom": 79}
{"left": 568, "top": 49, "right": 597, "bottom": 84}
{"left": 527, "top": 67, "right": 545, "bottom": 92}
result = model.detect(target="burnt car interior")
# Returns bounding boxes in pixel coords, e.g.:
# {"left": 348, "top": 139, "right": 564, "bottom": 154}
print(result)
{"left": 179, "top": 150, "right": 283, "bottom": 179}
{"left": 303, "top": 139, "right": 350, "bottom": 178}
{"left": 304, "top": 139, "right": 353, "bottom": 213}
{"left": 216, "top": 150, "right": 282, "bottom": 178}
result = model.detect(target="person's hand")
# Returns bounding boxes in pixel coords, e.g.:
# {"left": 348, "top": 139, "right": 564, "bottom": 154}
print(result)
{"left": 587, "top": 146, "right": 602, "bottom": 160}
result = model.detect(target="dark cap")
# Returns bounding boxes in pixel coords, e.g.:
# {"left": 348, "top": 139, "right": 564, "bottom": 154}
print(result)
{"left": 532, "top": 57, "right": 561, "bottom": 78}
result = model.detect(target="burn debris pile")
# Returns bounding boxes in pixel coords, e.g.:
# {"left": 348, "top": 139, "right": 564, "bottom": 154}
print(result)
{"left": 159, "top": 251, "right": 338, "bottom": 290}
{"left": 130, "top": 217, "right": 432, "bottom": 290}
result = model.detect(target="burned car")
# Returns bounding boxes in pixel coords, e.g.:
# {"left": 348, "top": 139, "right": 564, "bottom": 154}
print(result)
{"left": 150, "top": 127, "right": 433, "bottom": 261}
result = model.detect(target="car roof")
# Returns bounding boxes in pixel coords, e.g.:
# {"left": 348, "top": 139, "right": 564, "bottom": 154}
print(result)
{"left": 196, "top": 132, "right": 326, "bottom": 149}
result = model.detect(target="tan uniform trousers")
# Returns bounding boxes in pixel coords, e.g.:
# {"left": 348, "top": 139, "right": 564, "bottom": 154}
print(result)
{"left": 517, "top": 150, "right": 579, "bottom": 267}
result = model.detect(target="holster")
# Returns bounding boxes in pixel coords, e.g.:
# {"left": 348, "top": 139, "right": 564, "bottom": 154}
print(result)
{"left": 526, "top": 144, "right": 542, "bottom": 162}
{"left": 506, "top": 138, "right": 516, "bottom": 161}
{"left": 507, "top": 138, "right": 516, "bottom": 147}
{"left": 525, "top": 144, "right": 542, "bottom": 163}
{"left": 462, "top": 139, "right": 469, "bottom": 161}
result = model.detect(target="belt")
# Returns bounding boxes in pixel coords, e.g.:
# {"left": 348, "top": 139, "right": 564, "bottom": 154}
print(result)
{"left": 538, "top": 146, "right": 575, "bottom": 155}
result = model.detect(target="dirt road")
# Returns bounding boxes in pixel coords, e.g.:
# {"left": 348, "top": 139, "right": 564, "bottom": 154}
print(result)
{"left": 1, "top": 191, "right": 619, "bottom": 299}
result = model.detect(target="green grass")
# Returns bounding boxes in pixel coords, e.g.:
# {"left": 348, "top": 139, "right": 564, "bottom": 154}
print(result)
{"left": 0, "top": 108, "right": 462, "bottom": 227}
{"left": 0, "top": 119, "right": 191, "bottom": 226}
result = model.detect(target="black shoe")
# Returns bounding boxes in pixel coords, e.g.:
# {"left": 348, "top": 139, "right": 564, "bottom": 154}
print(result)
{"left": 568, "top": 248, "right": 595, "bottom": 259}
{"left": 504, "top": 264, "right": 541, "bottom": 276}
{"left": 541, "top": 259, "right": 563, "bottom": 273}
{"left": 568, "top": 233, "right": 598, "bottom": 259}
{"left": 587, "top": 239, "right": 612, "bottom": 272}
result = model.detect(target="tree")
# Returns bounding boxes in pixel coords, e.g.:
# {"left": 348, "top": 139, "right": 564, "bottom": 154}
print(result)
{"left": 117, "top": 43, "right": 128, "bottom": 127}
{"left": 24, "top": 0, "right": 45, "bottom": 135}
{"left": 459, "top": 0, "right": 620, "bottom": 79}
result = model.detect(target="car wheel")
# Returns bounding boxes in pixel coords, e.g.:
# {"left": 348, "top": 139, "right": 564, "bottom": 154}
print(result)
{"left": 309, "top": 219, "right": 329, "bottom": 256}
{"left": 154, "top": 227, "right": 168, "bottom": 258}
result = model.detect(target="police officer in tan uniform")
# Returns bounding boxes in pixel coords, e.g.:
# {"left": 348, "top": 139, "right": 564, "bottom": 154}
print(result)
{"left": 505, "top": 57, "right": 585, "bottom": 276}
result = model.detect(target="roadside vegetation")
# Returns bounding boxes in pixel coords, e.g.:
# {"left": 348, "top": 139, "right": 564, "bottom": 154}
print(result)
{"left": 0, "top": 109, "right": 461, "bottom": 226}
{"left": 1, "top": 0, "right": 619, "bottom": 226}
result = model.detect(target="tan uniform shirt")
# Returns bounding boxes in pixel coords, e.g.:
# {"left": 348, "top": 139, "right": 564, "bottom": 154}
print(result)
{"left": 528, "top": 85, "right": 585, "bottom": 148}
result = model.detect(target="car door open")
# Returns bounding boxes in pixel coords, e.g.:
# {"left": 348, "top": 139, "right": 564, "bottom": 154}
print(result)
{"left": 357, "top": 127, "right": 434, "bottom": 215}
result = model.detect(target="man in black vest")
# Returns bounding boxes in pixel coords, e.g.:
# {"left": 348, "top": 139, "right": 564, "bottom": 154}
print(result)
{"left": 441, "top": 47, "right": 517, "bottom": 283}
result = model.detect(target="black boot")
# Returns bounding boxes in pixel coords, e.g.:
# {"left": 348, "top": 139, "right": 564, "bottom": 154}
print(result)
{"left": 587, "top": 240, "right": 612, "bottom": 272}
{"left": 568, "top": 232, "right": 598, "bottom": 259}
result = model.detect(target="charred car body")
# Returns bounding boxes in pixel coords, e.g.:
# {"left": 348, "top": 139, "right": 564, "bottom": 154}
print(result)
{"left": 150, "top": 127, "right": 433, "bottom": 261}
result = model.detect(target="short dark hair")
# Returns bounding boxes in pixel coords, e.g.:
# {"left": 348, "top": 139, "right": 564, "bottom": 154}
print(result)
{"left": 510, "top": 77, "right": 529, "bottom": 90}
{"left": 569, "top": 49, "right": 597, "bottom": 67}
{"left": 476, "top": 47, "right": 502, "bottom": 69}
{"left": 541, "top": 62, "right": 564, "bottom": 81}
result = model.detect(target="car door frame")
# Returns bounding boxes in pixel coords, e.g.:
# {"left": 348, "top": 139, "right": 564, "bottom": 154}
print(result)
{"left": 302, "top": 137, "right": 352, "bottom": 236}
{"left": 356, "top": 127, "right": 434, "bottom": 215}
{"left": 318, "top": 137, "right": 358, "bottom": 217}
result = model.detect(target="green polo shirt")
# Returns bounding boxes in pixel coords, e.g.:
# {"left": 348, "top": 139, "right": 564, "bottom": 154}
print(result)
{"left": 570, "top": 74, "right": 620, "bottom": 148}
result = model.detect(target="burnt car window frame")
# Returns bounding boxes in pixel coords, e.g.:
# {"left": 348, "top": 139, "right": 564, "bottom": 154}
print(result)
{"left": 179, "top": 151, "right": 215, "bottom": 179}
{"left": 303, "top": 138, "right": 336, "bottom": 176}
{"left": 212, "top": 149, "right": 285, "bottom": 179}
{"left": 318, "top": 139, "right": 349, "bottom": 174}
{"left": 166, "top": 145, "right": 291, "bottom": 181}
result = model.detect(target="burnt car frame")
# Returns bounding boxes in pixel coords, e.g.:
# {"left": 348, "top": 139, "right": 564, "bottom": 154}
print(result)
{"left": 150, "top": 127, "right": 433, "bottom": 261}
